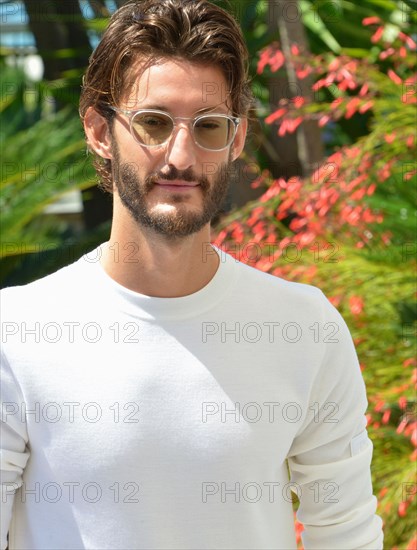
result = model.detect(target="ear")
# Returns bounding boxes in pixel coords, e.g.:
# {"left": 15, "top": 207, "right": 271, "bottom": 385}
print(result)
{"left": 84, "top": 107, "right": 113, "bottom": 159}
{"left": 231, "top": 117, "right": 248, "bottom": 161}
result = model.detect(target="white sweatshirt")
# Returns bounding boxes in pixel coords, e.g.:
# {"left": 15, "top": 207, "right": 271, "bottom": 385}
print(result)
{"left": 0, "top": 244, "right": 383, "bottom": 549}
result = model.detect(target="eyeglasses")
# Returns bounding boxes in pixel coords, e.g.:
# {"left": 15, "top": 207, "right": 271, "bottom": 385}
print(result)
{"left": 108, "top": 107, "right": 241, "bottom": 151}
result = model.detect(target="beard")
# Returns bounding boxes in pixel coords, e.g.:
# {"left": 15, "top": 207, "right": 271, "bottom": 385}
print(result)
{"left": 111, "top": 142, "right": 233, "bottom": 239}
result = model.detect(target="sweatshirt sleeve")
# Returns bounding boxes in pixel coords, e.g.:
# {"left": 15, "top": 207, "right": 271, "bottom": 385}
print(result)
{"left": 286, "top": 293, "right": 383, "bottom": 549}
{"left": 0, "top": 349, "right": 30, "bottom": 550}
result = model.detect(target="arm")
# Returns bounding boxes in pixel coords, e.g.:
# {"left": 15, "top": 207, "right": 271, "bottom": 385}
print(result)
{"left": 1, "top": 350, "right": 30, "bottom": 550}
{"left": 287, "top": 295, "right": 383, "bottom": 549}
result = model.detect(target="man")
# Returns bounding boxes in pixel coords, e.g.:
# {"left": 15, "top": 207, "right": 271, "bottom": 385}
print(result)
{"left": 0, "top": 0, "right": 383, "bottom": 548}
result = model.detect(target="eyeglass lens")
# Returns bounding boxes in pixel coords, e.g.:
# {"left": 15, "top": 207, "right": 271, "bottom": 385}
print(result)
{"left": 130, "top": 112, "right": 234, "bottom": 150}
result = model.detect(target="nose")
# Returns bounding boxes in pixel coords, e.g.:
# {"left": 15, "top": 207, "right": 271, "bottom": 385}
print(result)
{"left": 164, "top": 123, "right": 197, "bottom": 171}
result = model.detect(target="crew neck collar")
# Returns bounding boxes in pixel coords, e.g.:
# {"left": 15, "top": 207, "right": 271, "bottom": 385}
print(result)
{"left": 82, "top": 243, "right": 238, "bottom": 320}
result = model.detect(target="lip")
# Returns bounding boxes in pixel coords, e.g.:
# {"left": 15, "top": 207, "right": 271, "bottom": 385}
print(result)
{"left": 156, "top": 179, "right": 200, "bottom": 188}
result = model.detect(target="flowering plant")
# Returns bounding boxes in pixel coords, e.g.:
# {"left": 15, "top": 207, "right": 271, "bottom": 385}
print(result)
{"left": 213, "top": 16, "right": 416, "bottom": 549}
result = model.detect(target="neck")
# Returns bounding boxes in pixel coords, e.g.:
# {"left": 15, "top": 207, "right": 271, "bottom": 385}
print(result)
{"left": 100, "top": 219, "right": 219, "bottom": 298}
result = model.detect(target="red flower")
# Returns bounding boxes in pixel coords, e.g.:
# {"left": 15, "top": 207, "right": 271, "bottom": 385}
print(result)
{"left": 257, "top": 46, "right": 280, "bottom": 74}
{"left": 378, "top": 161, "right": 394, "bottom": 180}
{"left": 404, "top": 170, "right": 417, "bottom": 181}
{"left": 341, "top": 205, "right": 361, "bottom": 226}
{"left": 374, "top": 399, "right": 385, "bottom": 412}
{"left": 328, "top": 295, "right": 342, "bottom": 307}
{"left": 349, "top": 295, "right": 364, "bottom": 315}
{"left": 318, "top": 115, "right": 331, "bottom": 127}
{"left": 362, "top": 16, "right": 382, "bottom": 26}
{"left": 384, "top": 133, "right": 396, "bottom": 144}
{"left": 399, "top": 396, "right": 408, "bottom": 409}
{"left": 278, "top": 119, "right": 288, "bottom": 136}
{"left": 411, "top": 426, "right": 417, "bottom": 447}
{"left": 288, "top": 117, "right": 303, "bottom": 133}
{"left": 359, "top": 100, "right": 374, "bottom": 113}
{"left": 359, "top": 83, "right": 370, "bottom": 96}
{"left": 328, "top": 58, "right": 341, "bottom": 71}
{"left": 257, "top": 50, "right": 270, "bottom": 75}
{"left": 398, "top": 31, "right": 417, "bottom": 49}
{"left": 350, "top": 188, "right": 366, "bottom": 200}
{"left": 312, "top": 78, "right": 326, "bottom": 91}
{"left": 253, "top": 221, "right": 266, "bottom": 240}
{"left": 330, "top": 97, "right": 344, "bottom": 111}
{"left": 289, "top": 218, "right": 308, "bottom": 231}
{"left": 367, "top": 184, "right": 376, "bottom": 196}
{"left": 296, "top": 66, "right": 312, "bottom": 79}
{"left": 345, "top": 97, "right": 361, "bottom": 119}
{"left": 260, "top": 182, "right": 281, "bottom": 203}
{"left": 296, "top": 232, "right": 316, "bottom": 248}
{"left": 371, "top": 26, "right": 384, "bottom": 43}
{"left": 231, "top": 224, "right": 244, "bottom": 244}
{"left": 294, "top": 518, "right": 304, "bottom": 545}
{"left": 270, "top": 50, "right": 285, "bottom": 72}
{"left": 397, "top": 418, "right": 407, "bottom": 434}
{"left": 212, "top": 230, "right": 228, "bottom": 247}
{"left": 388, "top": 69, "right": 402, "bottom": 85}
{"left": 247, "top": 206, "right": 264, "bottom": 227}
{"left": 379, "top": 48, "right": 395, "bottom": 60}
{"left": 265, "top": 108, "right": 287, "bottom": 124}
{"left": 382, "top": 410, "right": 391, "bottom": 424}
{"left": 379, "top": 486, "right": 388, "bottom": 498}
{"left": 292, "top": 96, "right": 305, "bottom": 109}
{"left": 398, "top": 501, "right": 408, "bottom": 517}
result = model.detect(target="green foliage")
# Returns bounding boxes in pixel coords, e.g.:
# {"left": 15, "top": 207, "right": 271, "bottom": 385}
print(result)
{"left": 0, "top": 57, "right": 107, "bottom": 286}
{"left": 213, "top": 10, "right": 416, "bottom": 549}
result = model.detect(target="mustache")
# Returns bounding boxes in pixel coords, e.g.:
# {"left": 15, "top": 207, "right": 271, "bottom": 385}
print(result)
{"left": 146, "top": 166, "right": 210, "bottom": 191}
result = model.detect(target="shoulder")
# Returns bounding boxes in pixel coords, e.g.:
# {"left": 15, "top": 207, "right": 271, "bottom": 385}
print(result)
{"left": 1, "top": 246, "right": 101, "bottom": 316}
{"left": 228, "top": 252, "right": 336, "bottom": 319}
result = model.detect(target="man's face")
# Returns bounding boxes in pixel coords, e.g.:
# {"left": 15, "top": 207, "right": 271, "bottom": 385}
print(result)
{"left": 107, "top": 59, "right": 246, "bottom": 238}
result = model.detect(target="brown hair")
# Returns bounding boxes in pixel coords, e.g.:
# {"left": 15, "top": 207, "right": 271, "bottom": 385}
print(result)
{"left": 79, "top": 0, "right": 253, "bottom": 192}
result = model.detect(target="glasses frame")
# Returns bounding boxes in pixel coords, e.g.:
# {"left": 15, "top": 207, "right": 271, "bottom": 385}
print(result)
{"left": 108, "top": 106, "right": 241, "bottom": 151}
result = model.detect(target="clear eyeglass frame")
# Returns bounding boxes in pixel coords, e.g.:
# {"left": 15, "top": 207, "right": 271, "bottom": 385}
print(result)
{"left": 108, "top": 106, "right": 241, "bottom": 151}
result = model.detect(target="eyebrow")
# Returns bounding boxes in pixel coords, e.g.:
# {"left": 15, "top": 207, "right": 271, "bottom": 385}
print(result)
{"left": 138, "top": 104, "right": 229, "bottom": 115}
